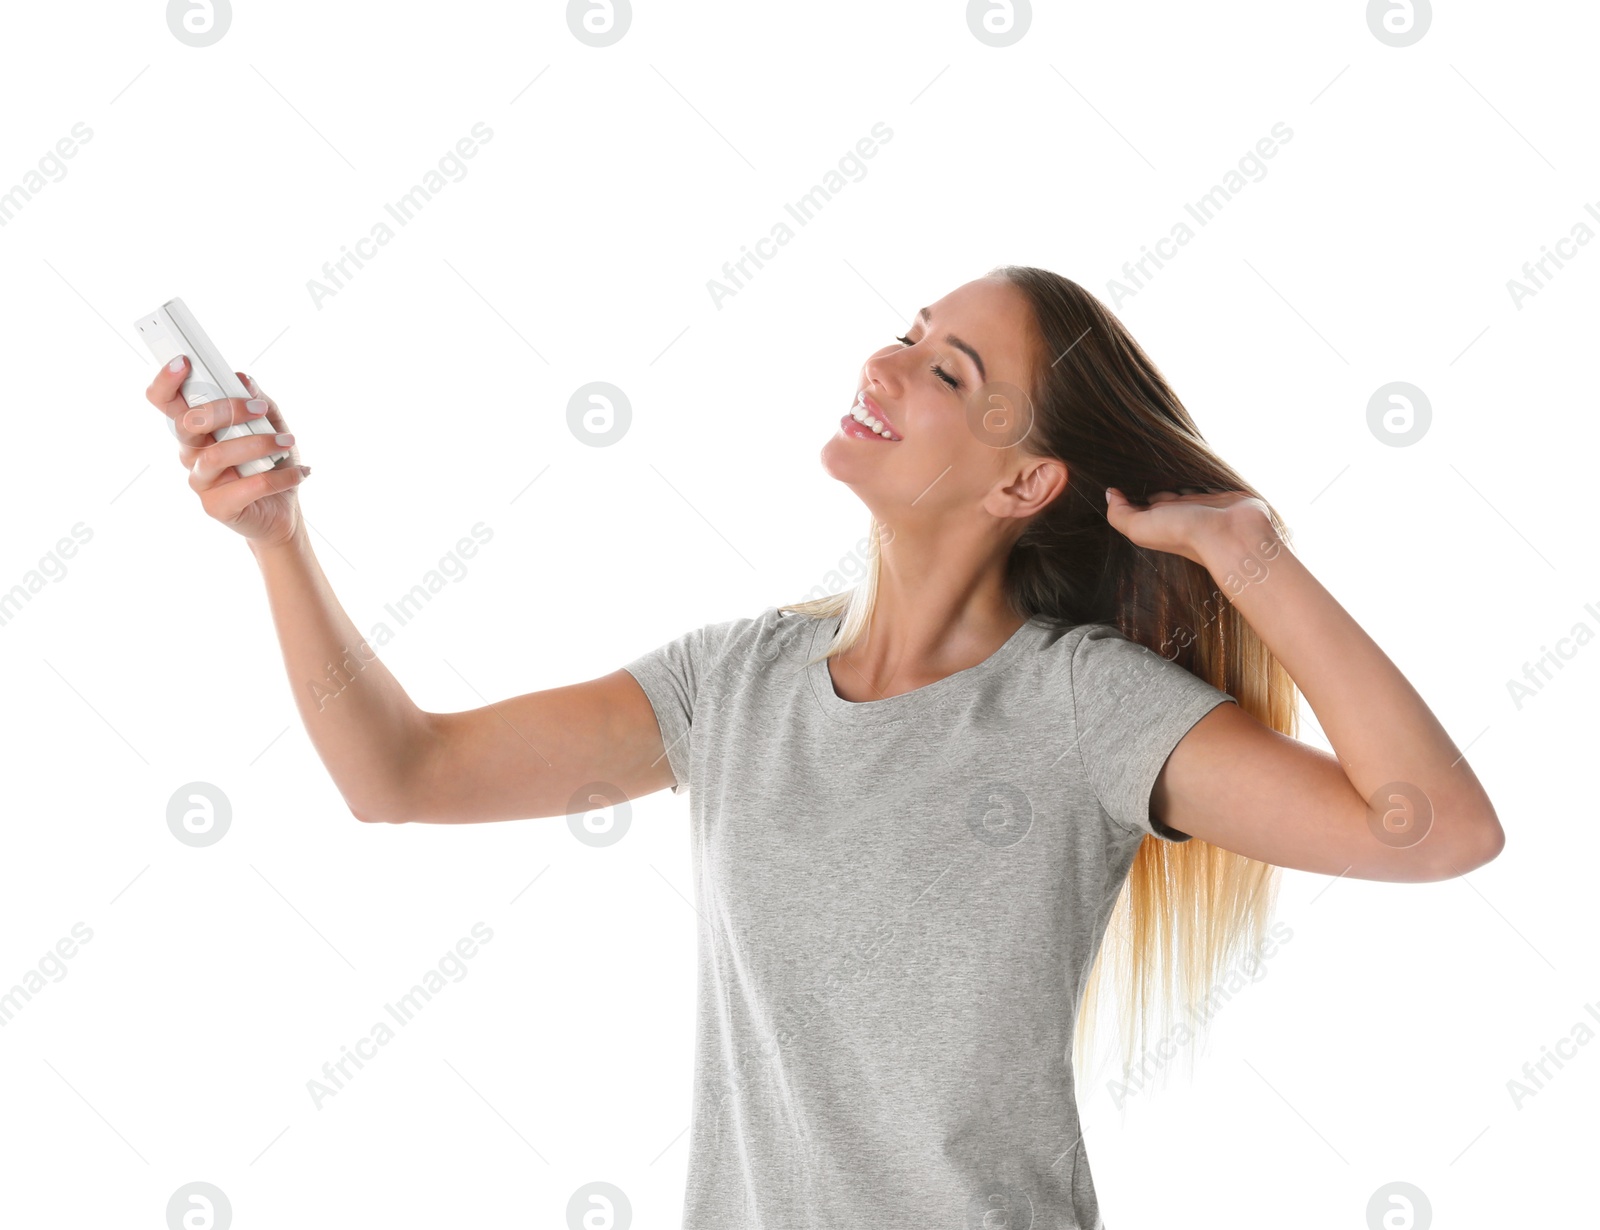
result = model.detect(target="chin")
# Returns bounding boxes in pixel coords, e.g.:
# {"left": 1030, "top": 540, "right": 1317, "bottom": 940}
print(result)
{"left": 818, "top": 435, "right": 878, "bottom": 486}
{"left": 818, "top": 434, "right": 850, "bottom": 478}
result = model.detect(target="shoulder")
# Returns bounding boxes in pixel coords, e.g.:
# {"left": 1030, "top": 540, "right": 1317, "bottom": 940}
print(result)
{"left": 695, "top": 604, "right": 823, "bottom": 680}
{"left": 1018, "top": 618, "right": 1129, "bottom": 673}
{"left": 717, "top": 604, "right": 823, "bottom": 662}
{"left": 1019, "top": 618, "right": 1210, "bottom": 698}
{"left": 1045, "top": 619, "right": 1180, "bottom": 665}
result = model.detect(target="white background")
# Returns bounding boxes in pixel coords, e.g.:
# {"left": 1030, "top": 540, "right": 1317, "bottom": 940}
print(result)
{"left": 1, "top": 1, "right": 1595, "bottom": 1227}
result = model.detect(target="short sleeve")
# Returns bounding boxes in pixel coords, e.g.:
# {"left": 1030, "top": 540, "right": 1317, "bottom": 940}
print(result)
{"left": 621, "top": 618, "right": 741, "bottom": 796}
{"left": 1068, "top": 623, "right": 1238, "bottom": 843}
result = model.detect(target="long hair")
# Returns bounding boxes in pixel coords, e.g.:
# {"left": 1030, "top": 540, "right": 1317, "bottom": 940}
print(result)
{"left": 781, "top": 265, "right": 1295, "bottom": 1089}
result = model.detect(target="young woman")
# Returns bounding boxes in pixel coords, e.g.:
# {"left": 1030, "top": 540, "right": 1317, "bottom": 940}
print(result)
{"left": 145, "top": 265, "right": 1503, "bottom": 1228}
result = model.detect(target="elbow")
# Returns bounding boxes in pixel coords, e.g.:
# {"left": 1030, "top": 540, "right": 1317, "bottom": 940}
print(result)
{"left": 348, "top": 783, "right": 418, "bottom": 825}
{"left": 353, "top": 805, "right": 406, "bottom": 825}
{"left": 1425, "top": 814, "right": 1505, "bottom": 880}
{"left": 1467, "top": 804, "right": 1506, "bottom": 870}
{"left": 1473, "top": 817, "right": 1506, "bottom": 868}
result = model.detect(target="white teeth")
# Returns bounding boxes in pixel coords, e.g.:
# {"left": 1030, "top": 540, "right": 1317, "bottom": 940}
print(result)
{"left": 851, "top": 399, "right": 896, "bottom": 438}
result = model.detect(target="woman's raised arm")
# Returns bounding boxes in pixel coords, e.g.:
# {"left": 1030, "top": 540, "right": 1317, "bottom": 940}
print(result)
{"left": 1109, "top": 486, "right": 1505, "bottom": 882}
{"left": 146, "top": 358, "right": 676, "bottom": 825}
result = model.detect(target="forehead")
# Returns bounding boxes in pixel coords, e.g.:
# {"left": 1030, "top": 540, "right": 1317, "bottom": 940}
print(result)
{"left": 924, "top": 278, "right": 1037, "bottom": 380}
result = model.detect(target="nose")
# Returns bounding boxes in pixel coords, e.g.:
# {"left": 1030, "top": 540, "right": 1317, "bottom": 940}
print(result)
{"left": 861, "top": 348, "right": 905, "bottom": 398}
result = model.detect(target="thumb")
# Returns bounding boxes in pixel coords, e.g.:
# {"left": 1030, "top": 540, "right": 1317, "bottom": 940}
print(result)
{"left": 1104, "top": 486, "right": 1136, "bottom": 536}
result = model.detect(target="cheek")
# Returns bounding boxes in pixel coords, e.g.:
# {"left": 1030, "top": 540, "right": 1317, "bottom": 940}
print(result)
{"left": 967, "top": 396, "right": 1031, "bottom": 450}
{"left": 904, "top": 423, "right": 984, "bottom": 476}
{"left": 928, "top": 405, "right": 979, "bottom": 451}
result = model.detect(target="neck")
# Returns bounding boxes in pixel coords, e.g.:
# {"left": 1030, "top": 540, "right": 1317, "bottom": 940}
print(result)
{"left": 835, "top": 522, "right": 1027, "bottom": 698}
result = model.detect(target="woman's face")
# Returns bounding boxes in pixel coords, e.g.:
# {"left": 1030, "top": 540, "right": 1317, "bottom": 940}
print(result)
{"left": 820, "top": 276, "right": 1044, "bottom": 527}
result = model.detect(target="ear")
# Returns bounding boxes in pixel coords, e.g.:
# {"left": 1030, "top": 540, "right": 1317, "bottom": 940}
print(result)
{"left": 1018, "top": 453, "right": 1068, "bottom": 513}
{"left": 990, "top": 453, "right": 1068, "bottom": 518}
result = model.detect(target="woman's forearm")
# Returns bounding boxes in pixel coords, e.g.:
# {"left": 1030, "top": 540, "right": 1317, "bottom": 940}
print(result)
{"left": 249, "top": 522, "right": 431, "bottom": 822}
{"left": 1197, "top": 520, "right": 1504, "bottom": 865}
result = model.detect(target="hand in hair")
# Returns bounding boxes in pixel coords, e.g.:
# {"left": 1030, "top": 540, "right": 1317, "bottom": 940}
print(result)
{"left": 1103, "top": 485, "right": 1272, "bottom": 566}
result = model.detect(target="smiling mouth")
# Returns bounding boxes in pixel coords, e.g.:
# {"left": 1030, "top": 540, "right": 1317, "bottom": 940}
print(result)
{"left": 844, "top": 393, "right": 902, "bottom": 441}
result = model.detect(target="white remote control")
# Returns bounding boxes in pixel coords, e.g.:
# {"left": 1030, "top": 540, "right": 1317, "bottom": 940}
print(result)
{"left": 133, "top": 298, "right": 292, "bottom": 478}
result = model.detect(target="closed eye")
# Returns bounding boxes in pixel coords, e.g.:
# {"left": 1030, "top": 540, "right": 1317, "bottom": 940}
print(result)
{"left": 894, "top": 335, "right": 961, "bottom": 390}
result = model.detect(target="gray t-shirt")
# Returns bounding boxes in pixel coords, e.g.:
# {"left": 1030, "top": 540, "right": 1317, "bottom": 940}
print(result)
{"left": 622, "top": 604, "right": 1237, "bottom": 1229}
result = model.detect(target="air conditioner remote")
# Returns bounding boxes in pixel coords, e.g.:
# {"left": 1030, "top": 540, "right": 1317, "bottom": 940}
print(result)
{"left": 133, "top": 298, "right": 292, "bottom": 478}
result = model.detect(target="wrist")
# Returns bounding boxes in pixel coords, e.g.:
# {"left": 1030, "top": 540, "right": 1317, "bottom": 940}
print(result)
{"left": 1196, "top": 513, "right": 1285, "bottom": 584}
{"left": 249, "top": 522, "right": 309, "bottom": 564}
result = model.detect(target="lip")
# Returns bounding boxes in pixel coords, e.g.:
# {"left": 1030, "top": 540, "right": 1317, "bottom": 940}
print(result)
{"left": 854, "top": 390, "right": 903, "bottom": 440}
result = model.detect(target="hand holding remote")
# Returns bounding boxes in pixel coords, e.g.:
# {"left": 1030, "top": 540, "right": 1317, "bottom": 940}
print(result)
{"left": 145, "top": 357, "right": 311, "bottom": 549}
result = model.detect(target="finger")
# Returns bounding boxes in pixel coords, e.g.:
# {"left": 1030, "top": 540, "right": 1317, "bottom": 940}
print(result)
{"left": 237, "top": 371, "right": 288, "bottom": 431}
{"left": 1107, "top": 486, "right": 1152, "bottom": 509}
{"left": 201, "top": 460, "right": 309, "bottom": 525}
{"left": 238, "top": 371, "right": 275, "bottom": 414}
{"left": 262, "top": 399, "right": 289, "bottom": 437}
{"left": 237, "top": 371, "right": 301, "bottom": 465}
{"left": 1103, "top": 488, "right": 1134, "bottom": 535}
{"left": 187, "top": 430, "right": 297, "bottom": 490}
{"left": 145, "top": 354, "right": 193, "bottom": 416}
{"left": 171, "top": 396, "right": 272, "bottom": 452}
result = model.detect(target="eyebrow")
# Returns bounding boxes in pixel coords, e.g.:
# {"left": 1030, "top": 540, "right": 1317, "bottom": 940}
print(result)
{"left": 918, "top": 306, "right": 986, "bottom": 383}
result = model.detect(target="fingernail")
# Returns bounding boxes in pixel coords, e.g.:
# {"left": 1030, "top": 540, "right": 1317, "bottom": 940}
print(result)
{"left": 298, "top": 465, "right": 312, "bottom": 477}
{"left": 276, "top": 433, "right": 294, "bottom": 446}
{"left": 168, "top": 355, "right": 186, "bottom": 373}
{"left": 245, "top": 373, "right": 261, "bottom": 396}
{"left": 246, "top": 398, "right": 268, "bottom": 415}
